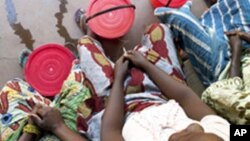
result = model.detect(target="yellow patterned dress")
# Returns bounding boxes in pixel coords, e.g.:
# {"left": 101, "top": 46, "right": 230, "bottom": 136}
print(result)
{"left": 0, "top": 60, "right": 92, "bottom": 141}
{"left": 202, "top": 49, "right": 250, "bottom": 124}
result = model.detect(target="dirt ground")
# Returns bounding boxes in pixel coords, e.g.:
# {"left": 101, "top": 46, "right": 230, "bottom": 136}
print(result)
{"left": 0, "top": 0, "right": 207, "bottom": 94}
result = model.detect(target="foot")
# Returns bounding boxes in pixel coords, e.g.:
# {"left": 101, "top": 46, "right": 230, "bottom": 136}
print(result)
{"left": 74, "top": 8, "right": 88, "bottom": 34}
{"left": 19, "top": 49, "right": 31, "bottom": 68}
{"left": 65, "top": 42, "right": 78, "bottom": 58}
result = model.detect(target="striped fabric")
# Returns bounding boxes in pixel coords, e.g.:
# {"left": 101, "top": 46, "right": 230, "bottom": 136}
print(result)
{"left": 154, "top": 0, "right": 250, "bottom": 86}
{"left": 200, "top": 0, "right": 250, "bottom": 48}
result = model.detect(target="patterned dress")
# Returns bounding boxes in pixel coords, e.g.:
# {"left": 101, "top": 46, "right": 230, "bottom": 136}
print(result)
{"left": 202, "top": 49, "right": 250, "bottom": 125}
{"left": 0, "top": 23, "right": 184, "bottom": 141}
{"left": 155, "top": 0, "right": 250, "bottom": 86}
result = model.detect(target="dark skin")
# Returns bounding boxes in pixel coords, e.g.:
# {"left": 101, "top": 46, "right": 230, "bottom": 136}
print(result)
{"left": 18, "top": 103, "right": 87, "bottom": 141}
{"left": 168, "top": 30, "right": 250, "bottom": 140}
{"left": 20, "top": 30, "right": 250, "bottom": 140}
{"left": 225, "top": 31, "right": 250, "bottom": 78}
{"left": 204, "top": 0, "right": 217, "bottom": 7}
{"left": 101, "top": 56, "right": 129, "bottom": 141}
{"left": 18, "top": 106, "right": 40, "bottom": 141}
{"left": 101, "top": 51, "right": 223, "bottom": 141}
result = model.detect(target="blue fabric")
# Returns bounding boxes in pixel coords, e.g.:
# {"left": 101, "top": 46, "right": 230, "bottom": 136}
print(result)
{"left": 200, "top": 0, "right": 250, "bottom": 48}
{"left": 154, "top": 1, "right": 231, "bottom": 86}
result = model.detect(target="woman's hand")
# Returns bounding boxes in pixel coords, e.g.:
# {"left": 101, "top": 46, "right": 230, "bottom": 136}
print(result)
{"left": 114, "top": 56, "right": 129, "bottom": 81}
{"left": 225, "top": 30, "right": 242, "bottom": 77}
{"left": 124, "top": 50, "right": 148, "bottom": 68}
{"left": 28, "top": 104, "right": 40, "bottom": 125}
{"left": 225, "top": 30, "right": 250, "bottom": 44}
{"left": 29, "top": 104, "right": 65, "bottom": 133}
{"left": 238, "top": 31, "right": 250, "bottom": 44}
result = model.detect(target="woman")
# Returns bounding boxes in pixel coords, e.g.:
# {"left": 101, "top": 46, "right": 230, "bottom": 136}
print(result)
{"left": 202, "top": 31, "right": 250, "bottom": 124}
{"left": 154, "top": 0, "right": 250, "bottom": 86}
{"left": 1, "top": 23, "right": 184, "bottom": 141}
{"left": 154, "top": 0, "right": 250, "bottom": 124}
{"left": 102, "top": 50, "right": 229, "bottom": 141}
{"left": 0, "top": 24, "right": 229, "bottom": 141}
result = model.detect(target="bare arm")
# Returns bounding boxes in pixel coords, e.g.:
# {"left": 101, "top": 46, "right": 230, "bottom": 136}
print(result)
{"left": 19, "top": 105, "right": 40, "bottom": 141}
{"left": 18, "top": 133, "right": 37, "bottom": 141}
{"left": 53, "top": 123, "right": 87, "bottom": 141}
{"left": 225, "top": 31, "right": 250, "bottom": 77}
{"left": 225, "top": 31, "right": 242, "bottom": 77}
{"left": 101, "top": 56, "right": 128, "bottom": 141}
{"left": 29, "top": 104, "right": 87, "bottom": 141}
{"left": 125, "top": 51, "right": 216, "bottom": 120}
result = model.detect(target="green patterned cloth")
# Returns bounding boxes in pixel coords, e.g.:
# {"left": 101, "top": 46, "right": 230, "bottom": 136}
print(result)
{"left": 202, "top": 49, "right": 250, "bottom": 124}
{"left": 0, "top": 60, "right": 91, "bottom": 141}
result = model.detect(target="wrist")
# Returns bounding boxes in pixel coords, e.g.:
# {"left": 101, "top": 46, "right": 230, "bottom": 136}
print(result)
{"left": 140, "top": 61, "right": 151, "bottom": 71}
{"left": 53, "top": 122, "right": 66, "bottom": 135}
{"left": 113, "top": 77, "right": 124, "bottom": 86}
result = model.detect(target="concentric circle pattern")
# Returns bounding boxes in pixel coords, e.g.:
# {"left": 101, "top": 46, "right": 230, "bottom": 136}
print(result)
{"left": 24, "top": 44, "right": 75, "bottom": 97}
{"left": 86, "top": 0, "right": 135, "bottom": 39}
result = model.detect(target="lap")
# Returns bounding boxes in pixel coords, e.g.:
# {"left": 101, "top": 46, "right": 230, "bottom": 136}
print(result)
{"left": 1, "top": 23, "right": 185, "bottom": 140}
{"left": 0, "top": 60, "right": 92, "bottom": 141}
{"left": 0, "top": 78, "right": 51, "bottom": 140}
{"left": 202, "top": 76, "right": 250, "bottom": 124}
{"left": 77, "top": 24, "right": 185, "bottom": 95}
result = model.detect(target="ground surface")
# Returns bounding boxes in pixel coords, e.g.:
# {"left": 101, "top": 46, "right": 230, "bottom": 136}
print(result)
{"left": 0, "top": 0, "right": 207, "bottom": 94}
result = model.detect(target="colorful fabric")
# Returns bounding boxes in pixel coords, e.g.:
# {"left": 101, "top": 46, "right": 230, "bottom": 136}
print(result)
{"left": 202, "top": 49, "right": 250, "bottom": 125}
{"left": 78, "top": 23, "right": 185, "bottom": 140}
{"left": 122, "top": 100, "right": 229, "bottom": 141}
{"left": 154, "top": 0, "right": 250, "bottom": 86}
{"left": 1, "top": 23, "right": 184, "bottom": 141}
{"left": 0, "top": 60, "right": 92, "bottom": 141}
{"left": 200, "top": 0, "right": 250, "bottom": 48}
{"left": 124, "top": 23, "right": 185, "bottom": 112}
{"left": 77, "top": 23, "right": 185, "bottom": 115}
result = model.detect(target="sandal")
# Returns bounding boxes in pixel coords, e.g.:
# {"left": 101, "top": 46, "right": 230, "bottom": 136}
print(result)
{"left": 19, "top": 49, "right": 31, "bottom": 68}
{"left": 74, "top": 8, "right": 88, "bottom": 34}
{"left": 65, "top": 42, "right": 79, "bottom": 58}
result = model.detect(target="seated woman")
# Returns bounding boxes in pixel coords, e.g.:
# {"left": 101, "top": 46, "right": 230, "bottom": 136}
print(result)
{"left": 154, "top": 0, "right": 250, "bottom": 124}
{"left": 154, "top": 0, "right": 250, "bottom": 86}
{"left": 102, "top": 50, "right": 229, "bottom": 141}
{"left": 1, "top": 23, "right": 183, "bottom": 141}
{"left": 0, "top": 23, "right": 229, "bottom": 141}
{"left": 202, "top": 31, "right": 250, "bottom": 124}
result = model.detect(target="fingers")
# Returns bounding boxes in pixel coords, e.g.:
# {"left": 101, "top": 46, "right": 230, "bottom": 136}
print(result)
{"left": 123, "top": 60, "right": 129, "bottom": 68}
{"left": 124, "top": 50, "right": 135, "bottom": 60}
{"left": 225, "top": 30, "right": 250, "bottom": 44}
{"left": 29, "top": 113, "right": 43, "bottom": 126}
{"left": 127, "top": 50, "right": 134, "bottom": 54}
{"left": 116, "top": 55, "right": 125, "bottom": 64}
{"left": 33, "top": 103, "right": 49, "bottom": 118}
{"left": 124, "top": 53, "right": 132, "bottom": 60}
{"left": 225, "top": 31, "right": 237, "bottom": 36}
{"left": 238, "top": 31, "right": 250, "bottom": 44}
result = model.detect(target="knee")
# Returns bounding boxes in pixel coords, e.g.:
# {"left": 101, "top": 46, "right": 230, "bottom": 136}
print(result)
{"left": 143, "top": 23, "right": 169, "bottom": 43}
{"left": 78, "top": 35, "right": 96, "bottom": 47}
{"left": 144, "top": 23, "right": 165, "bottom": 35}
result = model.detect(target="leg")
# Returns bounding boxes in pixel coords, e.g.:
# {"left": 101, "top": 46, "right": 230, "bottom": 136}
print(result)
{"left": 36, "top": 59, "right": 106, "bottom": 140}
{"left": 77, "top": 36, "right": 114, "bottom": 97}
{"left": 155, "top": 7, "right": 230, "bottom": 86}
{"left": 39, "top": 60, "right": 94, "bottom": 140}
{"left": 139, "top": 23, "right": 185, "bottom": 81}
{"left": 124, "top": 23, "right": 185, "bottom": 95}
